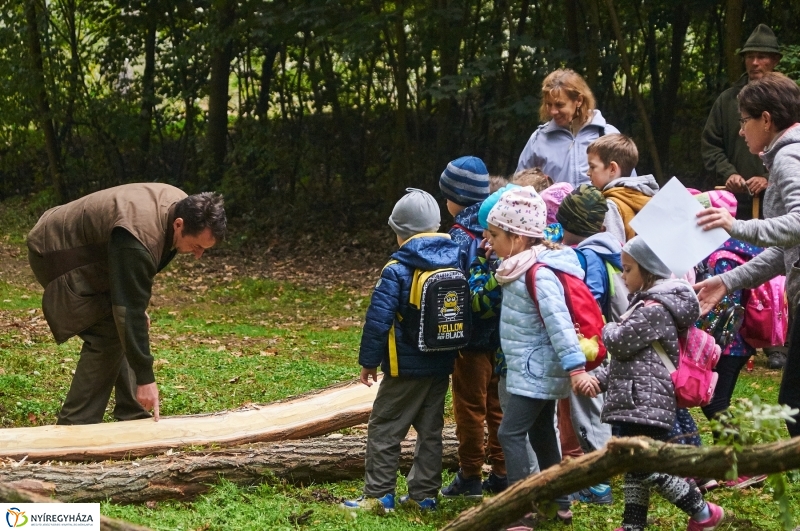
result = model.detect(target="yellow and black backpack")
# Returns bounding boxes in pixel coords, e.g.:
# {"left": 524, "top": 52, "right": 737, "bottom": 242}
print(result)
{"left": 386, "top": 261, "right": 472, "bottom": 352}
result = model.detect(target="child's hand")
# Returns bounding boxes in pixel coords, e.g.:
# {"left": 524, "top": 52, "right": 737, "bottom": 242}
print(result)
{"left": 571, "top": 372, "right": 600, "bottom": 397}
{"left": 480, "top": 237, "right": 493, "bottom": 256}
{"left": 360, "top": 367, "right": 378, "bottom": 387}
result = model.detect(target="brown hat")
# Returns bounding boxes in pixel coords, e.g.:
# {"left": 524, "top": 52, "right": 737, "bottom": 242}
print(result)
{"left": 739, "top": 24, "right": 781, "bottom": 57}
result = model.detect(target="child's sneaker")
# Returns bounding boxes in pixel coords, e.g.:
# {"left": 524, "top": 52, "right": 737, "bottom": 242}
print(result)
{"left": 398, "top": 495, "right": 437, "bottom": 511}
{"left": 441, "top": 469, "right": 483, "bottom": 499}
{"left": 723, "top": 475, "right": 767, "bottom": 489}
{"left": 482, "top": 472, "right": 509, "bottom": 494}
{"left": 578, "top": 483, "right": 613, "bottom": 505}
{"left": 687, "top": 502, "right": 724, "bottom": 531}
{"left": 340, "top": 493, "right": 395, "bottom": 512}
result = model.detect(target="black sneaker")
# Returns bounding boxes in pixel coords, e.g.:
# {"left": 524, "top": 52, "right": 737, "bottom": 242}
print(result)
{"left": 767, "top": 350, "right": 787, "bottom": 370}
{"left": 441, "top": 469, "right": 483, "bottom": 499}
{"left": 482, "top": 472, "right": 509, "bottom": 494}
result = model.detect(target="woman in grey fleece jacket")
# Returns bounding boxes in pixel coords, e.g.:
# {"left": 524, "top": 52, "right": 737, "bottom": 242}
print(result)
{"left": 696, "top": 72, "right": 800, "bottom": 435}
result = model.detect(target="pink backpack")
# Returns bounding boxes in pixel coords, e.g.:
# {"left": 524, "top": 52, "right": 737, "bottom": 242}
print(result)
{"left": 643, "top": 301, "right": 721, "bottom": 408}
{"left": 653, "top": 328, "right": 721, "bottom": 409}
{"left": 739, "top": 276, "right": 788, "bottom": 348}
{"left": 709, "top": 250, "right": 788, "bottom": 348}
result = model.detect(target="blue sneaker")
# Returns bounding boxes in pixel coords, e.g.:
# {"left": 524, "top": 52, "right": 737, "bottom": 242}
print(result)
{"left": 578, "top": 483, "right": 613, "bottom": 505}
{"left": 441, "top": 469, "right": 483, "bottom": 499}
{"left": 340, "top": 493, "right": 395, "bottom": 512}
{"left": 398, "top": 495, "right": 437, "bottom": 511}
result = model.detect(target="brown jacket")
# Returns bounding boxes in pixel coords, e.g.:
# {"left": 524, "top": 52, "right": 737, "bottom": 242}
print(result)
{"left": 27, "top": 183, "right": 187, "bottom": 343}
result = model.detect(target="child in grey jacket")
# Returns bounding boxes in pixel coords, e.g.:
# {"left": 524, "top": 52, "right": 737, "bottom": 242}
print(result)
{"left": 583, "top": 237, "right": 725, "bottom": 531}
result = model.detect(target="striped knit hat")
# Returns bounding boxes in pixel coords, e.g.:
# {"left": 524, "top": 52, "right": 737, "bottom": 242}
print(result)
{"left": 439, "top": 156, "right": 490, "bottom": 206}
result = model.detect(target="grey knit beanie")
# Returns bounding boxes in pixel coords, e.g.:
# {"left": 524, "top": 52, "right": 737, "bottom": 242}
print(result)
{"left": 622, "top": 236, "right": 672, "bottom": 279}
{"left": 388, "top": 188, "right": 441, "bottom": 240}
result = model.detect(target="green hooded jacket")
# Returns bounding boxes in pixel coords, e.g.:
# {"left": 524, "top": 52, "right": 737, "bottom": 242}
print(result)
{"left": 701, "top": 74, "right": 769, "bottom": 183}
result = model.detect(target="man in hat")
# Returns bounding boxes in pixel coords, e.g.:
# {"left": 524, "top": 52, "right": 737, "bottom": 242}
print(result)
{"left": 701, "top": 24, "right": 786, "bottom": 369}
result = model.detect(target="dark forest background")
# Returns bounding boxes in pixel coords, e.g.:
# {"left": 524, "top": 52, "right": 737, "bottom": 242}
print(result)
{"left": 2, "top": 0, "right": 800, "bottom": 237}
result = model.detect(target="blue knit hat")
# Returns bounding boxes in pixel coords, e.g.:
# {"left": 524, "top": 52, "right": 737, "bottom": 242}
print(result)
{"left": 439, "top": 156, "right": 490, "bottom": 207}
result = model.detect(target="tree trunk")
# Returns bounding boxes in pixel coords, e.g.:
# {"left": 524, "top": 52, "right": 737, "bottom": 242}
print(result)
{"left": 255, "top": 44, "right": 280, "bottom": 122}
{"left": 657, "top": 5, "right": 690, "bottom": 172}
{"left": 565, "top": 0, "right": 581, "bottom": 58}
{"left": 139, "top": 1, "right": 158, "bottom": 167}
{"left": 0, "top": 379, "right": 381, "bottom": 462}
{"left": 1, "top": 429, "right": 459, "bottom": 504}
{"left": 725, "top": 0, "right": 744, "bottom": 83}
{"left": 388, "top": 0, "right": 410, "bottom": 202}
{"left": 441, "top": 435, "right": 800, "bottom": 531}
{"left": 24, "top": 0, "right": 65, "bottom": 203}
{"left": 0, "top": 484, "right": 154, "bottom": 531}
{"left": 603, "top": 0, "right": 664, "bottom": 184}
{"left": 205, "top": 0, "right": 237, "bottom": 186}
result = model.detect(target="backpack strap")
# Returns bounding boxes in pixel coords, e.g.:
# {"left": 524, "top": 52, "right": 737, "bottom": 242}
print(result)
{"left": 525, "top": 263, "right": 572, "bottom": 317}
{"left": 652, "top": 341, "right": 677, "bottom": 374}
{"left": 451, "top": 224, "right": 478, "bottom": 239}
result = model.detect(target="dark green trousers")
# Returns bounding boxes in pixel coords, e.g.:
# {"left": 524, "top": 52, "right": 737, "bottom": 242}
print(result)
{"left": 364, "top": 375, "right": 449, "bottom": 500}
{"left": 56, "top": 314, "right": 150, "bottom": 425}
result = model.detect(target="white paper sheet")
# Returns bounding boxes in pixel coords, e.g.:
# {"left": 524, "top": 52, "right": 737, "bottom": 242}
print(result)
{"left": 629, "top": 177, "right": 729, "bottom": 277}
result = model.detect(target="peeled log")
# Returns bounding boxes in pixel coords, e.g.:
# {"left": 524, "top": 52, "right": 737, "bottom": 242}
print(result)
{"left": 0, "top": 483, "right": 153, "bottom": 531}
{"left": 0, "top": 379, "right": 381, "bottom": 461}
{"left": 441, "top": 435, "right": 800, "bottom": 531}
{"left": 0, "top": 428, "right": 459, "bottom": 504}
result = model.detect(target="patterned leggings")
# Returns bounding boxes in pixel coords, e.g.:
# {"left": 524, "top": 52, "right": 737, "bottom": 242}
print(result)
{"left": 617, "top": 423, "right": 707, "bottom": 531}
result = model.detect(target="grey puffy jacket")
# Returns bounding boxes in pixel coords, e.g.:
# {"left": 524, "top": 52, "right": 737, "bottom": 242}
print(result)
{"left": 596, "top": 279, "right": 700, "bottom": 430}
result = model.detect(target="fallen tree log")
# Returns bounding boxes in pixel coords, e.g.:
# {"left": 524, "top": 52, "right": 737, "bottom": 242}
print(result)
{"left": 441, "top": 435, "right": 800, "bottom": 531}
{"left": 0, "top": 428, "right": 459, "bottom": 504}
{"left": 0, "top": 483, "right": 153, "bottom": 531}
{"left": 0, "top": 378, "right": 381, "bottom": 461}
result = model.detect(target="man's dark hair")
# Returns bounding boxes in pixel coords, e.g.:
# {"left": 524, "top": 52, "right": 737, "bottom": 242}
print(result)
{"left": 174, "top": 192, "right": 227, "bottom": 241}
{"left": 738, "top": 72, "right": 800, "bottom": 131}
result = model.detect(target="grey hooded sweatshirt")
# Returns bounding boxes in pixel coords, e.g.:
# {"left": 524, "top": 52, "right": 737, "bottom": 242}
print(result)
{"left": 720, "top": 123, "right": 800, "bottom": 310}
{"left": 602, "top": 174, "right": 659, "bottom": 244}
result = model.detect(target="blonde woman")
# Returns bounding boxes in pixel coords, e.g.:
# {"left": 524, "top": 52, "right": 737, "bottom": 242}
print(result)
{"left": 517, "top": 69, "right": 623, "bottom": 187}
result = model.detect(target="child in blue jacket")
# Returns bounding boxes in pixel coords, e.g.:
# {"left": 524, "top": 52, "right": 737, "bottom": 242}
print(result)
{"left": 487, "top": 187, "right": 598, "bottom": 528}
{"left": 342, "top": 188, "right": 461, "bottom": 513}
{"left": 439, "top": 156, "right": 508, "bottom": 498}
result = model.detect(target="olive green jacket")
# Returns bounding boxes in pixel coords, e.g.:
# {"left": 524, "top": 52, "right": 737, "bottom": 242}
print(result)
{"left": 27, "top": 183, "right": 186, "bottom": 350}
{"left": 701, "top": 74, "right": 768, "bottom": 182}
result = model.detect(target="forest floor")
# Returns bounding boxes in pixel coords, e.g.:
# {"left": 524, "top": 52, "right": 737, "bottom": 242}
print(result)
{"left": 0, "top": 194, "right": 797, "bottom": 530}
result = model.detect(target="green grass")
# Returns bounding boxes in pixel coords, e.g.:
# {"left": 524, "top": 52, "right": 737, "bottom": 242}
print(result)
{"left": 0, "top": 195, "right": 797, "bottom": 530}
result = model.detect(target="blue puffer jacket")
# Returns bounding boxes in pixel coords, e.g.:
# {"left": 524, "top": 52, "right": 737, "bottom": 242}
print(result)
{"left": 516, "top": 110, "right": 623, "bottom": 187}
{"left": 574, "top": 233, "right": 623, "bottom": 310}
{"left": 500, "top": 247, "right": 587, "bottom": 400}
{"left": 450, "top": 202, "right": 501, "bottom": 351}
{"left": 359, "top": 233, "right": 460, "bottom": 378}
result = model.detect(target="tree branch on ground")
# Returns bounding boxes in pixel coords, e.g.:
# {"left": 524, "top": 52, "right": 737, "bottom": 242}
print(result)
{"left": 441, "top": 435, "right": 800, "bottom": 531}
{"left": 0, "top": 429, "right": 459, "bottom": 504}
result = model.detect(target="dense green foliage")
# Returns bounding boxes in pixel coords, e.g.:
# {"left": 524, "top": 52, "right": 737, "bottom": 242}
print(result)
{"left": 1, "top": 0, "right": 800, "bottom": 228}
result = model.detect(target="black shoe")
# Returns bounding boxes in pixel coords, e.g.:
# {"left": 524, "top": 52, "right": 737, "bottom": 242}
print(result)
{"left": 482, "top": 472, "right": 508, "bottom": 493}
{"left": 442, "top": 469, "right": 483, "bottom": 499}
{"left": 767, "top": 350, "right": 787, "bottom": 369}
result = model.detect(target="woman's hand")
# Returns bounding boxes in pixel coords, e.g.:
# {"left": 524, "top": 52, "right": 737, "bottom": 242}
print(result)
{"left": 696, "top": 207, "right": 735, "bottom": 233}
{"left": 693, "top": 277, "right": 728, "bottom": 316}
